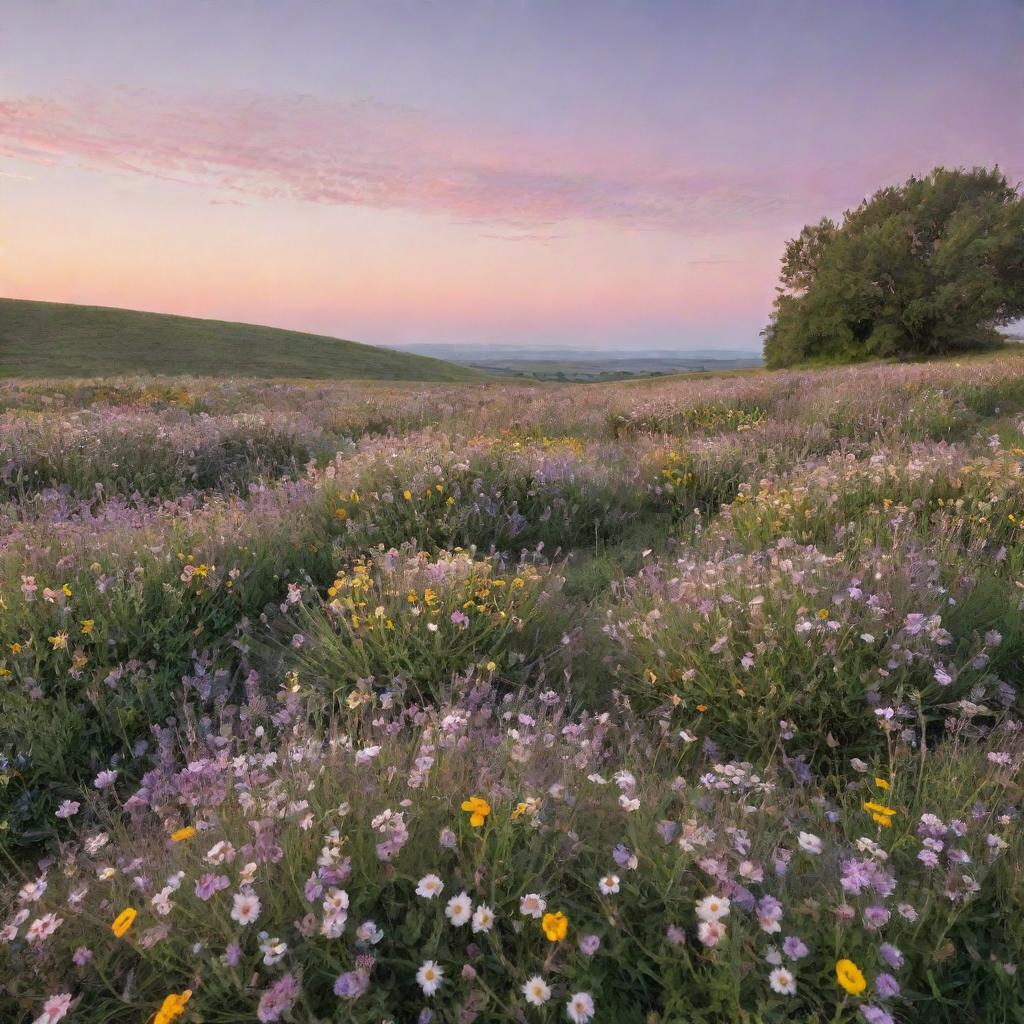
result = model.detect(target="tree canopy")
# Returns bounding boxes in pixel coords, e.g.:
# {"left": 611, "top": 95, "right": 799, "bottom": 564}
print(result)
{"left": 762, "top": 166, "right": 1024, "bottom": 368}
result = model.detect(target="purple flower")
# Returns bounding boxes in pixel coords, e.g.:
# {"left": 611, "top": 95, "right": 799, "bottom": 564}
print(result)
{"left": 93, "top": 770, "right": 118, "bottom": 790}
{"left": 450, "top": 611, "right": 469, "bottom": 628}
{"left": 55, "top": 800, "right": 80, "bottom": 819}
{"left": 257, "top": 972, "right": 299, "bottom": 1022}
{"left": 666, "top": 925, "right": 686, "bottom": 946}
{"left": 612, "top": 844, "right": 632, "bottom": 867}
{"left": 334, "top": 968, "right": 370, "bottom": 1000}
{"left": 862, "top": 905, "right": 890, "bottom": 931}
{"left": 875, "top": 973, "right": 900, "bottom": 999}
{"left": 782, "top": 935, "right": 809, "bottom": 960}
{"left": 860, "top": 1006, "right": 894, "bottom": 1024}
{"left": 579, "top": 934, "right": 601, "bottom": 956}
{"left": 195, "top": 873, "right": 230, "bottom": 902}
{"left": 879, "top": 943, "right": 904, "bottom": 969}
{"left": 225, "top": 942, "right": 242, "bottom": 967}
{"left": 72, "top": 946, "right": 93, "bottom": 966}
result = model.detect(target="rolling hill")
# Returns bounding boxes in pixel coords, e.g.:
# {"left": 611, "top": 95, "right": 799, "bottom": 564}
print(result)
{"left": 0, "top": 298, "right": 486, "bottom": 381}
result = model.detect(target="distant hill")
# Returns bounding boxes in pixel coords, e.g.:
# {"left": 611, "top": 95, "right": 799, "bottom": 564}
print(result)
{"left": 0, "top": 298, "right": 486, "bottom": 381}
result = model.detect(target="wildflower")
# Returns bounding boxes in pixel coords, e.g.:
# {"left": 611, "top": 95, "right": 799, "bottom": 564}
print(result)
{"left": 860, "top": 1007, "right": 895, "bottom": 1024}
{"left": 579, "top": 933, "right": 601, "bottom": 955}
{"left": 26, "top": 913, "right": 63, "bottom": 943}
{"left": 875, "top": 973, "right": 901, "bottom": 998}
{"left": 769, "top": 967, "right": 797, "bottom": 995}
{"left": 334, "top": 968, "right": 371, "bottom": 1000}
{"left": 33, "top": 994, "right": 74, "bottom": 1024}
{"left": 445, "top": 892, "right": 472, "bottom": 926}
{"left": 231, "top": 889, "right": 262, "bottom": 926}
{"left": 836, "top": 958, "right": 867, "bottom": 995}
{"left": 257, "top": 973, "right": 298, "bottom": 1022}
{"left": 47, "top": 632, "right": 68, "bottom": 650}
{"left": 695, "top": 894, "right": 731, "bottom": 921}
{"left": 566, "top": 992, "right": 595, "bottom": 1023}
{"left": 879, "top": 942, "right": 904, "bottom": 969}
{"left": 520, "top": 893, "right": 546, "bottom": 918}
{"left": 93, "top": 769, "right": 117, "bottom": 790}
{"left": 598, "top": 873, "right": 621, "bottom": 895}
{"left": 416, "top": 960, "right": 444, "bottom": 996}
{"left": 864, "top": 801, "right": 896, "bottom": 818}
{"left": 80, "top": 619, "right": 94, "bottom": 635}
{"left": 415, "top": 874, "right": 445, "bottom": 899}
{"left": 874, "top": 777, "right": 890, "bottom": 790}
{"left": 666, "top": 925, "right": 686, "bottom": 946}
{"left": 798, "top": 831, "right": 823, "bottom": 854}
{"left": 522, "top": 975, "right": 551, "bottom": 1006}
{"left": 194, "top": 873, "right": 229, "bottom": 901}
{"left": 260, "top": 935, "right": 288, "bottom": 965}
{"left": 542, "top": 911, "right": 569, "bottom": 941}
{"left": 783, "top": 935, "right": 809, "bottom": 960}
{"left": 461, "top": 796, "right": 491, "bottom": 827}
{"left": 153, "top": 990, "right": 192, "bottom": 1024}
{"left": 111, "top": 907, "right": 137, "bottom": 937}
{"left": 170, "top": 825, "right": 197, "bottom": 842}
{"left": 55, "top": 800, "right": 80, "bottom": 819}
{"left": 471, "top": 904, "right": 495, "bottom": 933}
{"left": 697, "top": 919, "right": 726, "bottom": 947}
{"left": 72, "top": 946, "right": 92, "bottom": 966}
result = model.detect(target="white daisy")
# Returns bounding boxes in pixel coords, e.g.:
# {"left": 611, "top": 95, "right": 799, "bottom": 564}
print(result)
{"left": 566, "top": 991, "right": 595, "bottom": 1023}
{"left": 598, "top": 874, "right": 621, "bottom": 895}
{"left": 445, "top": 891, "right": 472, "bottom": 927}
{"left": 695, "top": 894, "right": 731, "bottom": 921}
{"left": 798, "top": 832, "right": 823, "bottom": 855}
{"left": 520, "top": 893, "right": 547, "bottom": 918}
{"left": 230, "top": 889, "right": 262, "bottom": 926}
{"left": 521, "top": 975, "right": 551, "bottom": 1006}
{"left": 416, "top": 959, "right": 444, "bottom": 996}
{"left": 769, "top": 967, "right": 797, "bottom": 995}
{"left": 415, "top": 874, "right": 445, "bottom": 899}
{"left": 471, "top": 904, "right": 495, "bottom": 933}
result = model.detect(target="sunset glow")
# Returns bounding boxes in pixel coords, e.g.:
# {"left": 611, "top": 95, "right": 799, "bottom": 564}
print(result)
{"left": 1, "top": 0, "right": 1021, "bottom": 350}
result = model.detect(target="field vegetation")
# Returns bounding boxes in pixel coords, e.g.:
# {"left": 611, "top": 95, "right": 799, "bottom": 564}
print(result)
{"left": 2, "top": 354, "right": 1024, "bottom": 1022}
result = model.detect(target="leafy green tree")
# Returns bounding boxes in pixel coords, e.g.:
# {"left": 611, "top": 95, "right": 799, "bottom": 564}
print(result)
{"left": 763, "top": 167, "right": 1024, "bottom": 368}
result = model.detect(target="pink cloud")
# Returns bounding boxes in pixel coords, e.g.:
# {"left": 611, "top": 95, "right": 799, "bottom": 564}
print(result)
{"left": 0, "top": 88, "right": 803, "bottom": 232}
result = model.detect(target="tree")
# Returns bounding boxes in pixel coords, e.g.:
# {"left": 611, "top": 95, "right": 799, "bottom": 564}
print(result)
{"left": 762, "top": 167, "right": 1024, "bottom": 368}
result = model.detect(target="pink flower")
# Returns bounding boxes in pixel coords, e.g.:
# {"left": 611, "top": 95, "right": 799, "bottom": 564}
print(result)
{"left": 34, "top": 993, "right": 73, "bottom": 1024}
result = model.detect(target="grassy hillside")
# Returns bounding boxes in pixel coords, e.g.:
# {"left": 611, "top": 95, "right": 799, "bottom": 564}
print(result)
{"left": 0, "top": 298, "right": 486, "bottom": 381}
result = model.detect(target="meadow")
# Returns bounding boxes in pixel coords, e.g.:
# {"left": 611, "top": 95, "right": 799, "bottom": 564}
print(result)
{"left": 2, "top": 355, "right": 1024, "bottom": 1023}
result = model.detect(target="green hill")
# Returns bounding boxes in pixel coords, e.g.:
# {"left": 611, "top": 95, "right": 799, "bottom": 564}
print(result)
{"left": 0, "top": 298, "right": 486, "bottom": 381}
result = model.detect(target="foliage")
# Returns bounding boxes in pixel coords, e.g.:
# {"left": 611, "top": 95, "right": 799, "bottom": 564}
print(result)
{"left": 763, "top": 167, "right": 1024, "bottom": 368}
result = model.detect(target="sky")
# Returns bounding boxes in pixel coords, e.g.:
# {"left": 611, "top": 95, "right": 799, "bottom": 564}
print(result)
{"left": 1, "top": 1, "right": 1022, "bottom": 352}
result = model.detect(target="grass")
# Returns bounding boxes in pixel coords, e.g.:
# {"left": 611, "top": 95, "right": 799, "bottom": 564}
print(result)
{"left": 0, "top": 298, "right": 487, "bottom": 381}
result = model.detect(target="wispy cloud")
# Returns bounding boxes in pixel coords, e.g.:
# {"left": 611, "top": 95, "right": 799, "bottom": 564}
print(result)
{"left": 0, "top": 89, "right": 802, "bottom": 232}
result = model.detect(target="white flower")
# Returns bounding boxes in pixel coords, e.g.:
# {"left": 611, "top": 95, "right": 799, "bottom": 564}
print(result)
{"left": 416, "top": 959, "right": 444, "bottom": 996}
{"left": 697, "top": 919, "right": 726, "bottom": 947}
{"left": 522, "top": 974, "right": 551, "bottom": 1006}
{"left": 619, "top": 794, "right": 641, "bottom": 812}
{"left": 445, "top": 891, "right": 472, "bottom": 926}
{"left": 695, "top": 895, "right": 731, "bottom": 921}
{"left": 471, "top": 904, "right": 495, "bottom": 933}
{"left": 323, "top": 888, "right": 350, "bottom": 914}
{"left": 520, "top": 893, "right": 547, "bottom": 918}
{"left": 150, "top": 887, "right": 174, "bottom": 916}
{"left": 230, "top": 889, "right": 262, "bottom": 926}
{"left": 355, "top": 745, "right": 382, "bottom": 766}
{"left": 769, "top": 967, "right": 797, "bottom": 995}
{"left": 598, "top": 874, "right": 620, "bottom": 895}
{"left": 566, "top": 991, "right": 595, "bottom": 1023}
{"left": 260, "top": 936, "right": 288, "bottom": 965}
{"left": 33, "top": 993, "right": 74, "bottom": 1024}
{"left": 798, "top": 832, "right": 823, "bottom": 855}
{"left": 415, "top": 874, "right": 445, "bottom": 899}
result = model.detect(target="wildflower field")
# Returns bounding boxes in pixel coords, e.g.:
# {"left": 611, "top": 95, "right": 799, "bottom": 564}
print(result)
{"left": 2, "top": 356, "right": 1024, "bottom": 1023}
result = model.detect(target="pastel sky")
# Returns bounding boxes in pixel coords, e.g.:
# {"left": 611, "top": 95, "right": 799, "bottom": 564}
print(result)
{"left": 1, "top": 1, "right": 1022, "bottom": 351}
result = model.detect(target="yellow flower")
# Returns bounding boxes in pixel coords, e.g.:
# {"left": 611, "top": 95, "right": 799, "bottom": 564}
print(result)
{"left": 863, "top": 800, "right": 896, "bottom": 817}
{"left": 80, "top": 619, "right": 95, "bottom": 635}
{"left": 835, "top": 958, "right": 866, "bottom": 995}
{"left": 153, "top": 989, "right": 192, "bottom": 1024}
{"left": 111, "top": 906, "right": 137, "bottom": 937}
{"left": 47, "top": 632, "right": 68, "bottom": 650}
{"left": 485, "top": 660, "right": 497, "bottom": 672}
{"left": 62, "top": 584, "right": 73, "bottom": 597}
{"left": 10, "top": 642, "right": 21, "bottom": 655}
{"left": 874, "top": 777, "right": 890, "bottom": 790}
{"left": 461, "top": 796, "right": 491, "bottom": 827}
{"left": 816, "top": 608, "right": 829, "bottom": 619}
{"left": 542, "top": 911, "right": 569, "bottom": 942}
{"left": 403, "top": 489, "right": 413, "bottom": 501}
{"left": 170, "top": 825, "right": 197, "bottom": 842}
{"left": 872, "top": 813, "right": 893, "bottom": 828}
